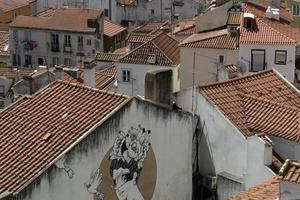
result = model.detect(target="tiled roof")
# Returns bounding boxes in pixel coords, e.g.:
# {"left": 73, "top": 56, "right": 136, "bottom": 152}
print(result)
{"left": 0, "top": 0, "right": 29, "bottom": 12}
{"left": 133, "top": 21, "right": 168, "bottom": 35}
{"left": 180, "top": 29, "right": 237, "bottom": 49}
{"left": 127, "top": 34, "right": 157, "bottom": 44}
{"left": 228, "top": 176, "right": 280, "bottom": 200}
{"left": 175, "top": 25, "right": 196, "bottom": 36}
{"left": 119, "top": 33, "right": 180, "bottom": 66}
{"left": 104, "top": 19, "right": 127, "bottom": 37}
{"left": 0, "top": 31, "right": 9, "bottom": 57}
{"left": 36, "top": 8, "right": 57, "bottom": 17}
{"left": 240, "top": 16, "right": 297, "bottom": 45}
{"left": 63, "top": 65, "right": 117, "bottom": 89}
{"left": 0, "top": 81, "right": 130, "bottom": 193}
{"left": 224, "top": 64, "right": 237, "bottom": 73}
{"left": 241, "top": 2, "right": 300, "bottom": 44}
{"left": 10, "top": 8, "right": 101, "bottom": 33}
{"left": 0, "top": 66, "right": 34, "bottom": 80}
{"left": 280, "top": 160, "right": 300, "bottom": 183}
{"left": 200, "top": 69, "right": 300, "bottom": 137}
{"left": 95, "top": 52, "right": 123, "bottom": 62}
{"left": 227, "top": 12, "right": 242, "bottom": 25}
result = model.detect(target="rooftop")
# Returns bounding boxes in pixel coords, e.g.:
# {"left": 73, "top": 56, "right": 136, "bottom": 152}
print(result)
{"left": 0, "top": 80, "right": 130, "bottom": 194}
{"left": 227, "top": 12, "right": 242, "bottom": 25}
{"left": 104, "top": 19, "right": 127, "bottom": 37}
{"left": 119, "top": 33, "right": 180, "bottom": 66}
{"left": 0, "top": 0, "right": 29, "bottom": 12}
{"left": 280, "top": 159, "right": 300, "bottom": 183}
{"left": 180, "top": 29, "right": 237, "bottom": 49}
{"left": 127, "top": 34, "right": 157, "bottom": 44}
{"left": 95, "top": 52, "right": 124, "bottom": 62}
{"left": 0, "top": 66, "right": 34, "bottom": 80}
{"left": 228, "top": 176, "right": 280, "bottom": 200}
{"left": 132, "top": 21, "right": 168, "bottom": 35}
{"left": 200, "top": 69, "right": 300, "bottom": 140}
{"left": 10, "top": 8, "right": 102, "bottom": 33}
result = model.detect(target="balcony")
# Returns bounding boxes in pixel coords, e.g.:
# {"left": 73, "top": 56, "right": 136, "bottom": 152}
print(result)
{"left": 51, "top": 43, "right": 60, "bottom": 52}
{"left": 64, "top": 45, "right": 72, "bottom": 53}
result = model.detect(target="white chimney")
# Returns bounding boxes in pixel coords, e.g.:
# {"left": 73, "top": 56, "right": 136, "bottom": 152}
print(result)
{"left": 266, "top": 6, "right": 280, "bottom": 20}
{"left": 83, "top": 58, "right": 96, "bottom": 87}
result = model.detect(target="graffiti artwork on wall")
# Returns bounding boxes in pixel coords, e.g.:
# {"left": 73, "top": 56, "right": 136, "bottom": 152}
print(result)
{"left": 85, "top": 124, "right": 157, "bottom": 200}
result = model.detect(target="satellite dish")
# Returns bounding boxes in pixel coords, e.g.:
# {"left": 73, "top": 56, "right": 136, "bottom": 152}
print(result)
{"left": 236, "top": 61, "right": 247, "bottom": 74}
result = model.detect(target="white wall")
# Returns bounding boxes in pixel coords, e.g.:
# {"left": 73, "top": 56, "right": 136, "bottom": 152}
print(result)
{"left": 239, "top": 44, "right": 296, "bottom": 82}
{"left": 280, "top": 181, "right": 300, "bottom": 200}
{"left": 180, "top": 47, "right": 239, "bottom": 89}
{"left": 9, "top": 27, "right": 102, "bottom": 68}
{"left": 116, "top": 63, "right": 179, "bottom": 96}
{"left": 15, "top": 99, "right": 194, "bottom": 200}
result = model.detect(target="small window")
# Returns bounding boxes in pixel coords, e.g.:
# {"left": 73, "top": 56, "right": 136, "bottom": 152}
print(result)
{"left": 275, "top": 50, "right": 287, "bottom": 65}
{"left": 293, "top": 5, "right": 300, "bottom": 16}
{"left": 78, "top": 36, "right": 83, "bottom": 46}
{"left": 245, "top": 18, "right": 253, "bottom": 28}
{"left": 64, "top": 35, "right": 71, "bottom": 47}
{"left": 87, "top": 39, "right": 92, "bottom": 46}
{"left": 151, "top": 9, "right": 155, "bottom": 14}
{"left": 104, "top": 9, "right": 109, "bottom": 17}
{"left": 122, "top": 70, "right": 131, "bottom": 82}
{"left": 64, "top": 58, "right": 72, "bottom": 66}
{"left": 219, "top": 55, "right": 225, "bottom": 64}
{"left": 53, "top": 57, "right": 59, "bottom": 66}
{"left": 38, "top": 58, "right": 44, "bottom": 65}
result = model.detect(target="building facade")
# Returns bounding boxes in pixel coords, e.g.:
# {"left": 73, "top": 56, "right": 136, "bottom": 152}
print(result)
{"left": 9, "top": 8, "right": 103, "bottom": 68}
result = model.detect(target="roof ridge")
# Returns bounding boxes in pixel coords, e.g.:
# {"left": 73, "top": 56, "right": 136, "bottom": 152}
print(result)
{"left": 149, "top": 40, "right": 175, "bottom": 65}
{"left": 199, "top": 69, "right": 273, "bottom": 89}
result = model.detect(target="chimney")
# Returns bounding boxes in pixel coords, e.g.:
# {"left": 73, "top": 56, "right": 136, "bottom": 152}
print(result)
{"left": 54, "top": 65, "right": 63, "bottom": 80}
{"left": 266, "top": 6, "right": 280, "bottom": 20}
{"left": 83, "top": 58, "right": 96, "bottom": 87}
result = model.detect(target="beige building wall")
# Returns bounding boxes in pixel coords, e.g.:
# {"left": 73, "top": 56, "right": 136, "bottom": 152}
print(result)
{"left": 180, "top": 47, "right": 239, "bottom": 89}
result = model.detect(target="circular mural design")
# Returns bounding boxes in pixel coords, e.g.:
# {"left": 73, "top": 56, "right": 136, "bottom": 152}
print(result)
{"left": 85, "top": 125, "right": 157, "bottom": 200}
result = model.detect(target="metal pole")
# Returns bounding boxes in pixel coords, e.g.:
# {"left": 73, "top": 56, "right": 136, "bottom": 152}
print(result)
{"left": 192, "top": 52, "right": 196, "bottom": 115}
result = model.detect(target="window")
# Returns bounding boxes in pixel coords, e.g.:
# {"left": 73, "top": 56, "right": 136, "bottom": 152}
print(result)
{"left": 64, "top": 35, "right": 71, "bottom": 47}
{"left": 78, "top": 36, "right": 83, "bottom": 46}
{"left": 53, "top": 57, "right": 59, "bottom": 66}
{"left": 104, "top": 9, "right": 109, "bottom": 17}
{"left": 38, "top": 58, "right": 44, "bottom": 65}
{"left": 64, "top": 58, "right": 72, "bottom": 66}
{"left": 251, "top": 49, "right": 265, "bottom": 72}
{"left": 218, "top": 55, "right": 225, "bottom": 64}
{"left": 25, "top": 55, "right": 32, "bottom": 67}
{"left": 293, "top": 5, "right": 300, "bottom": 16}
{"left": 244, "top": 18, "right": 253, "bottom": 28}
{"left": 51, "top": 33, "right": 59, "bottom": 52}
{"left": 0, "top": 85, "right": 5, "bottom": 97}
{"left": 151, "top": 9, "right": 154, "bottom": 14}
{"left": 24, "top": 31, "right": 31, "bottom": 41}
{"left": 122, "top": 70, "right": 131, "bottom": 82}
{"left": 275, "top": 50, "right": 287, "bottom": 65}
{"left": 87, "top": 39, "right": 92, "bottom": 46}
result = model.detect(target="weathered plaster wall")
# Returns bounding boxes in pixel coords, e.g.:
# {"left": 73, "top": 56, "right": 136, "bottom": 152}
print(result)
{"left": 15, "top": 99, "right": 194, "bottom": 200}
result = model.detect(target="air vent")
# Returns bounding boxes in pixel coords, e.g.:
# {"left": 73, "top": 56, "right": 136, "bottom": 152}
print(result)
{"left": 147, "top": 54, "right": 157, "bottom": 64}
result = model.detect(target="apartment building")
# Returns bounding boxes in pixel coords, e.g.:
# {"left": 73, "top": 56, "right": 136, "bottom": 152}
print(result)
{"left": 9, "top": 8, "right": 103, "bottom": 68}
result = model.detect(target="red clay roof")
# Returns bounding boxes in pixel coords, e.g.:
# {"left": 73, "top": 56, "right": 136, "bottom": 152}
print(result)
{"left": 0, "top": 0, "right": 29, "bottom": 12}
{"left": 63, "top": 65, "right": 117, "bottom": 89}
{"left": 227, "top": 12, "right": 242, "bottom": 25}
{"left": 280, "top": 160, "right": 300, "bottom": 183}
{"left": 175, "top": 25, "right": 196, "bottom": 36}
{"left": 0, "top": 66, "right": 34, "bottom": 80}
{"left": 95, "top": 52, "right": 123, "bottom": 62}
{"left": 0, "top": 80, "right": 130, "bottom": 193}
{"left": 104, "top": 19, "right": 127, "bottom": 37}
{"left": 224, "top": 64, "right": 237, "bottom": 73}
{"left": 229, "top": 176, "right": 280, "bottom": 200}
{"left": 119, "top": 33, "right": 180, "bottom": 66}
{"left": 127, "top": 34, "right": 157, "bottom": 44}
{"left": 241, "top": 2, "right": 300, "bottom": 44}
{"left": 200, "top": 69, "right": 300, "bottom": 138}
{"left": 10, "top": 8, "right": 101, "bottom": 33}
{"left": 180, "top": 29, "right": 237, "bottom": 49}
{"left": 0, "top": 31, "right": 9, "bottom": 57}
{"left": 133, "top": 21, "right": 168, "bottom": 35}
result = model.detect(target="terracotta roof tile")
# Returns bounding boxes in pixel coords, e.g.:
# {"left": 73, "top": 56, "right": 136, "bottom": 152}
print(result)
{"left": 280, "top": 160, "right": 300, "bottom": 183}
{"left": 104, "top": 19, "right": 127, "bottom": 37}
{"left": 0, "top": 81, "right": 130, "bottom": 193}
{"left": 0, "top": 66, "right": 34, "bottom": 80}
{"left": 225, "top": 64, "right": 238, "bottom": 73}
{"left": 10, "top": 8, "right": 101, "bottom": 33}
{"left": 119, "top": 33, "right": 179, "bottom": 66}
{"left": 133, "top": 21, "right": 168, "bottom": 35}
{"left": 227, "top": 12, "right": 242, "bottom": 25}
{"left": 0, "top": 0, "right": 29, "bottom": 12}
{"left": 95, "top": 52, "right": 123, "bottom": 62}
{"left": 0, "top": 31, "right": 9, "bottom": 57}
{"left": 175, "top": 25, "right": 196, "bottom": 36}
{"left": 63, "top": 65, "right": 116, "bottom": 89}
{"left": 127, "top": 34, "right": 157, "bottom": 44}
{"left": 200, "top": 69, "right": 300, "bottom": 137}
{"left": 180, "top": 29, "right": 237, "bottom": 49}
{"left": 229, "top": 176, "right": 280, "bottom": 200}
